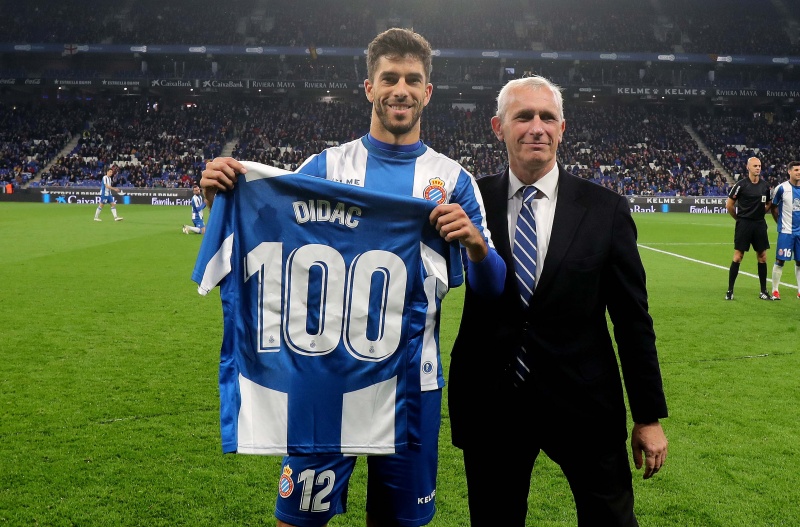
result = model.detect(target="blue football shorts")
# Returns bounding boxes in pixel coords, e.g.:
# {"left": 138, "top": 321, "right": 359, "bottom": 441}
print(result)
{"left": 273, "top": 389, "right": 441, "bottom": 527}
{"left": 775, "top": 232, "right": 800, "bottom": 262}
{"left": 192, "top": 217, "right": 205, "bottom": 229}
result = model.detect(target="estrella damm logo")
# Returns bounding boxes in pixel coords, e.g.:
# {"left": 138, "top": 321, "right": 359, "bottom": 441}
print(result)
{"left": 423, "top": 177, "right": 447, "bottom": 204}
{"left": 278, "top": 464, "right": 294, "bottom": 498}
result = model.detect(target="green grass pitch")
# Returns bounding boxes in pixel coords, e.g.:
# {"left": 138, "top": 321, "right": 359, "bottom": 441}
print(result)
{"left": 1, "top": 203, "right": 798, "bottom": 526}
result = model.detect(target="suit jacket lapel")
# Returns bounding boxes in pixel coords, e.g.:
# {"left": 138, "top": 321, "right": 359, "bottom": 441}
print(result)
{"left": 535, "top": 166, "right": 587, "bottom": 296}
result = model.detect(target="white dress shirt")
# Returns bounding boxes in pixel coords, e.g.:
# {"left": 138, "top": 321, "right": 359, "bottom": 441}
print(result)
{"left": 507, "top": 164, "right": 559, "bottom": 284}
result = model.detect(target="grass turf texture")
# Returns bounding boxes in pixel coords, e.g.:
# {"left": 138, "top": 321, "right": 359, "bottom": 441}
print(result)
{"left": 1, "top": 203, "right": 798, "bottom": 526}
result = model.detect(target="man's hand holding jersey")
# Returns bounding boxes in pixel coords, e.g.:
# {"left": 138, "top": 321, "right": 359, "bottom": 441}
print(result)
{"left": 429, "top": 204, "right": 488, "bottom": 262}
{"left": 201, "top": 157, "right": 247, "bottom": 209}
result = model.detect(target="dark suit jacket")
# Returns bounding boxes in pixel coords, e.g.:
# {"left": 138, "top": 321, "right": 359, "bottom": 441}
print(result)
{"left": 448, "top": 164, "right": 668, "bottom": 449}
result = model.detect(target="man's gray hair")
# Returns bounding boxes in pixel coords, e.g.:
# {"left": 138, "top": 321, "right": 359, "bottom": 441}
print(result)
{"left": 495, "top": 75, "right": 565, "bottom": 122}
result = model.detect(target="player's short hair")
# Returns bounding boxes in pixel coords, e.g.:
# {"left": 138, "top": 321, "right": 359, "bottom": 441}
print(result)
{"left": 788, "top": 160, "right": 800, "bottom": 170}
{"left": 495, "top": 75, "right": 565, "bottom": 123}
{"left": 366, "top": 28, "right": 433, "bottom": 83}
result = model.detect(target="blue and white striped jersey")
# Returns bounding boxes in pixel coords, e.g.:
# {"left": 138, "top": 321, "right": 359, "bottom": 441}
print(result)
{"left": 99, "top": 174, "right": 114, "bottom": 200}
{"left": 192, "top": 161, "right": 462, "bottom": 456}
{"left": 191, "top": 193, "right": 206, "bottom": 220}
{"left": 772, "top": 180, "right": 800, "bottom": 235}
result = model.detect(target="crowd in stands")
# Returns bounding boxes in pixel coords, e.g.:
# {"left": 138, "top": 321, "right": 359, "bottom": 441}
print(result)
{"left": 561, "top": 104, "right": 728, "bottom": 196}
{"left": 2, "top": 1, "right": 798, "bottom": 197}
{"left": 0, "top": 101, "right": 85, "bottom": 188}
{"left": 3, "top": 0, "right": 800, "bottom": 92}
{"left": 32, "top": 98, "right": 234, "bottom": 188}
{"left": 662, "top": 0, "right": 794, "bottom": 56}
{"left": 3, "top": 0, "right": 799, "bottom": 56}
{"left": 5, "top": 94, "right": 798, "bottom": 198}
{"left": 692, "top": 109, "right": 800, "bottom": 189}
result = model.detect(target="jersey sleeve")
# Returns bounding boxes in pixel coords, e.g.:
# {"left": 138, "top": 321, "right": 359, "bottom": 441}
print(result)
{"left": 452, "top": 168, "right": 494, "bottom": 250}
{"left": 191, "top": 191, "right": 235, "bottom": 295}
{"left": 728, "top": 181, "right": 741, "bottom": 200}
{"left": 450, "top": 167, "right": 507, "bottom": 294}
{"left": 772, "top": 185, "right": 783, "bottom": 205}
{"left": 296, "top": 151, "right": 326, "bottom": 177}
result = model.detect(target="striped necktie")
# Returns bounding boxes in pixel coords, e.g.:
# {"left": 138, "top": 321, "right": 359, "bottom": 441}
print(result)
{"left": 513, "top": 185, "right": 538, "bottom": 307}
{"left": 512, "top": 185, "right": 538, "bottom": 387}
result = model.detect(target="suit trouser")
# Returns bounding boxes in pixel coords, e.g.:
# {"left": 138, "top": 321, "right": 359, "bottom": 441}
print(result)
{"left": 462, "top": 437, "right": 637, "bottom": 527}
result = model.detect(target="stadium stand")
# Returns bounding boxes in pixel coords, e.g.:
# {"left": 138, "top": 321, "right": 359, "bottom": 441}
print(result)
{"left": 2, "top": 0, "right": 799, "bottom": 196}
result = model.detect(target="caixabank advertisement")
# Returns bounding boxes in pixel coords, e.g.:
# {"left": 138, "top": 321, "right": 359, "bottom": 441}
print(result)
{"left": 1, "top": 187, "right": 730, "bottom": 214}
{"left": 1, "top": 187, "right": 194, "bottom": 206}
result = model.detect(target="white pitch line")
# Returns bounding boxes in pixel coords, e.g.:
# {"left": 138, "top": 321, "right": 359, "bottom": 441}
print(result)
{"left": 644, "top": 242, "right": 729, "bottom": 246}
{"left": 638, "top": 244, "right": 792, "bottom": 288}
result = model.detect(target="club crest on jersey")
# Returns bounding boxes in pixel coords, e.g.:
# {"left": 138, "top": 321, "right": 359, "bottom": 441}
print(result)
{"left": 423, "top": 178, "right": 447, "bottom": 204}
{"left": 279, "top": 465, "right": 295, "bottom": 498}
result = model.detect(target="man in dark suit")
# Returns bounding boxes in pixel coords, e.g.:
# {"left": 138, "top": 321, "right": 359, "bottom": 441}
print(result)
{"left": 448, "top": 75, "right": 669, "bottom": 526}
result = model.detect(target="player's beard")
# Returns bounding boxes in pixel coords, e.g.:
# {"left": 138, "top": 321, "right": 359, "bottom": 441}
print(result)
{"left": 374, "top": 98, "right": 424, "bottom": 136}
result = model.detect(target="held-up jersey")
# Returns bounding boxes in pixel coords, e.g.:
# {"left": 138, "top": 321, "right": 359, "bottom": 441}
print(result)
{"left": 298, "top": 135, "right": 494, "bottom": 391}
{"left": 771, "top": 181, "right": 800, "bottom": 235}
{"left": 192, "top": 162, "right": 462, "bottom": 455}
